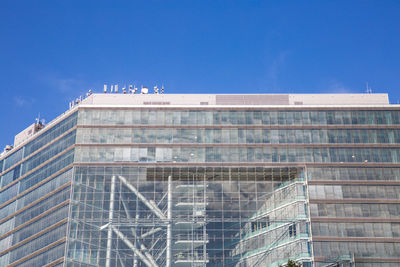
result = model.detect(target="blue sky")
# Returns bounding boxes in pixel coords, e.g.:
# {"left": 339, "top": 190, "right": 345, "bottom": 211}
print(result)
{"left": 1, "top": 0, "right": 400, "bottom": 148}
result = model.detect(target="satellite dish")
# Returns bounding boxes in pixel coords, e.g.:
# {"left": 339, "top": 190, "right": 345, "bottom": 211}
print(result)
{"left": 141, "top": 87, "right": 148, "bottom": 94}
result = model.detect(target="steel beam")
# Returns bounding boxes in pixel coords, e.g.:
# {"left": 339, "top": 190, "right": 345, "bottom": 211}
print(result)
{"left": 105, "top": 175, "right": 116, "bottom": 267}
{"left": 166, "top": 175, "right": 172, "bottom": 267}
{"left": 120, "top": 195, "right": 159, "bottom": 267}
{"left": 112, "top": 226, "right": 157, "bottom": 267}
{"left": 118, "top": 175, "right": 166, "bottom": 220}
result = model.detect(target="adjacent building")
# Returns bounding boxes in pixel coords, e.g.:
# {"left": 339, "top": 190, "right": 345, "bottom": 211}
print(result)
{"left": 0, "top": 93, "right": 399, "bottom": 267}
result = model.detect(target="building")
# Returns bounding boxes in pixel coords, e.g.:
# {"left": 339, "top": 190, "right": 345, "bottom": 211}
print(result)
{"left": 0, "top": 92, "right": 399, "bottom": 267}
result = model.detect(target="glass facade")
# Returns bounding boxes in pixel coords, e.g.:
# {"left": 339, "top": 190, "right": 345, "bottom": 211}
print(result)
{"left": 0, "top": 111, "right": 77, "bottom": 267}
{"left": 0, "top": 102, "right": 399, "bottom": 266}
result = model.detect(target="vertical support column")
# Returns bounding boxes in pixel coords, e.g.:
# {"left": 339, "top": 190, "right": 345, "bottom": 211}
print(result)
{"left": 133, "top": 213, "right": 139, "bottom": 267}
{"left": 134, "top": 179, "right": 140, "bottom": 267}
{"left": 203, "top": 176, "right": 207, "bottom": 265}
{"left": 166, "top": 175, "right": 172, "bottom": 267}
{"left": 106, "top": 175, "right": 116, "bottom": 267}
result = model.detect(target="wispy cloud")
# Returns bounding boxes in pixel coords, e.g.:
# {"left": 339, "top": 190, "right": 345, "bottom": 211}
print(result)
{"left": 44, "top": 76, "right": 85, "bottom": 94}
{"left": 325, "top": 79, "right": 354, "bottom": 93}
{"left": 33, "top": 71, "right": 93, "bottom": 103}
{"left": 14, "top": 96, "right": 35, "bottom": 107}
{"left": 263, "top": 50, "right": 291, "bottom": 91}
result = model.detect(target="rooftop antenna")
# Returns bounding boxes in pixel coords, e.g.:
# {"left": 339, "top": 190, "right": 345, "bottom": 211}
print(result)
{"left": 104, "top": 84, "right": 107, "bottom": 93}
{"left": 366, "top": 82, "right": 372, "bottom": 94}
{"left": 36, "top": 113, "right": 41, "bottom": 124}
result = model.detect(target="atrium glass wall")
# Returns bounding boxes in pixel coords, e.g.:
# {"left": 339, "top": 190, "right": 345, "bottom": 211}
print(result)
{"left": 66, "top": 166, "right": 311, "bottom": 267}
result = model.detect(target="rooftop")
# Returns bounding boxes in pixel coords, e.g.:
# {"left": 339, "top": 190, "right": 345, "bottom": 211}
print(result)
{"left": 80, "top": 93, "right": 389, "bottom": 106}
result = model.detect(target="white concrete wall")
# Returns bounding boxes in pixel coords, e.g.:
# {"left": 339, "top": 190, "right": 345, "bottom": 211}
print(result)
{"left": 82, "top": 93, "right": 389, "bottom": 106}
{"left": 288, "top": 94, "right": 389, "bottom": 105}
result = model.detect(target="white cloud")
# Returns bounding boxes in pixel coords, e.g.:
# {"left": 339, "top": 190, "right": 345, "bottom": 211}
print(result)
{"left": 45, "top": 77, "right": 85, "bottom": 93}
{"left": 13, "top": 96, "right": 35, "bottom": 107}
{"left": 326, "top": 79, "right": 353, "bottom": 93}
{"left": 263, "top": 50, "right": 291, "bottom": 91}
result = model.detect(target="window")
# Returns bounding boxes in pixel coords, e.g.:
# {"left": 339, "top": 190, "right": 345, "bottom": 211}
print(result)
{"left": 289, "top": 224, "right": 297, "bottom": 237}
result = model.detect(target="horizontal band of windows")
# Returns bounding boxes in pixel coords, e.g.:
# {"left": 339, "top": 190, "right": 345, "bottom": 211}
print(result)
{"left": 0, "top": 185, "right": 70, "bottom": 225}
{"left": 311, "top": 221, "right": 400, "bottom": 239}
{"left": 309, "top": 181, "right": 400, "bottom": 185}
{"left": 0, "top": 202, "right": 69, "bottom": 241}
{"left": 0, "top": 127, "right": 75, "bottom": 187}
{"left": 310, "top": 203, "right": 400, "bottom": 218}
{"left": 0, "top": 167, "right": 72, "bottom": 216}
{"left": 8, "top": 238, "right": 66, "bottom": 267}
{"left": 0, "top": 147, "right": 74, "bottom": 194}
{"left": 308, "top": 166, "right": 400, "bottom": 181}
{"left": 0, "top": 111, "right": 77, "bottom": 174}
{"left": 312, "top": 237, "right": 400, "bottom": 242}
{"left": 76, "top": 143, "right": 400, "bottom": 147}
{"left": 77, "top": 109, "right": 400, "bottom": 126}
{"left": 314, "top": 256, "right": 400, "bottom": 263}
{"left": 0, "top": 219, "right": 67, "bottom": 257}
{"left": 71, "top": 162, "right": 400, "bottom": 168}
{"left": 311, "top": 217, "right": 400, "bottom": 223}
{"left": 20, "top": 130, "right": 76, "bottom": 176}
{"left": 43, "top": 257, "right": 64, "bottom": 267}
{"left": 78, "top": 124, "right": 400, "bottom": 129}
{"left": 308, "top": 184, "right": 400, "bottom": 200}
{"left": 75, "top": 127, "right": 400, "bottom": 146}
{"left": 74, "top": 146, "right": 400, "bottom": 164}
{"left": 309, "top": 198, "right": 400, "bottom": 204}
{"left": 313, "top": 241, "right": 400, "bottom": 261}
{"left": 0, "top": 165, "right": 72, "bottom": 212}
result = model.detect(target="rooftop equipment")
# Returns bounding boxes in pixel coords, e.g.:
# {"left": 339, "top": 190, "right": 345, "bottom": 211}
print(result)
{"left": 141, "top": 86, "right": 148, "bottom": 94}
